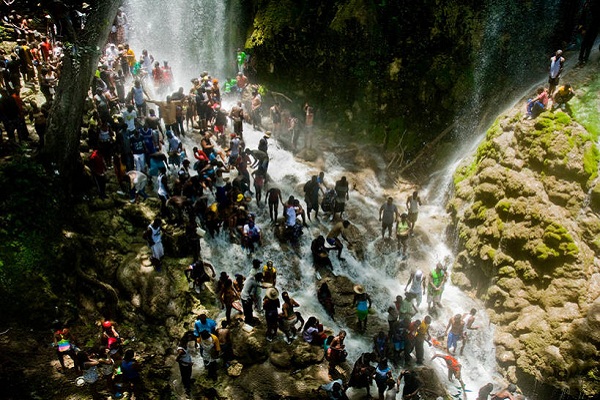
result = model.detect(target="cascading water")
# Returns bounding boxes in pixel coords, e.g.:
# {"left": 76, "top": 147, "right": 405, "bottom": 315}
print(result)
{"left": 120, "top": 1, "right": 573, "bottom": 398}
{"left": 456, "top": 0, "right": 563, "bottom": 141}
{"left": 125, "top": 0, "right": 232, "bottom": 87}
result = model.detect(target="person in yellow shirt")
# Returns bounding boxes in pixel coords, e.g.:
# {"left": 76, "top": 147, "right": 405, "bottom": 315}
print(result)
{"left": 198, "top": 330, "right": 220, "bottom": 380}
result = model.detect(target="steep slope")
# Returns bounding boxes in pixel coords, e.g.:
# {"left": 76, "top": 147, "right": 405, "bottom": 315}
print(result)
{"left": 449, "top": 72, "right": 600, "bottom": 397}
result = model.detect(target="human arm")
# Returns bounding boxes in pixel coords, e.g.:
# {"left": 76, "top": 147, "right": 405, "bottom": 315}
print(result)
{"left": 445, "top": 318, "right": 452, "bottom": 335}
{"left": 142, "top": 228, "right": 154, "bottom": 245}
{"left": 405, "top": 273, "right": 413, "bottom": 292}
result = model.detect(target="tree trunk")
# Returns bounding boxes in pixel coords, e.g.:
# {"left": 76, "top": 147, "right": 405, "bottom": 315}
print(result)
{"left": 42, "top": 1, "right": 121, "bottom": 192}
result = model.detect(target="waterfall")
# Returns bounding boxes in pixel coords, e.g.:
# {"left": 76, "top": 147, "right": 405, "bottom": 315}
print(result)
{"left": 456, "top": 0, "right": 564, "bottom": 141}
{"left": 119, "top": 1, "right": 581, "bottom": 398}
{"left": 125, "top": 0, "right": 233, "bottom": 87}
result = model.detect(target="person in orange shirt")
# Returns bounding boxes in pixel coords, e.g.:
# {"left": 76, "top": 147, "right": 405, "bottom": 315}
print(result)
{"left": 431, "top": 353, "right": 465, "bottom": 390}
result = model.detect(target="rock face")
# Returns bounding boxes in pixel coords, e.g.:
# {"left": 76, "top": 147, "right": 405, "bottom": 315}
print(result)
{"left": 244, "top": 0, "right": 581, "bottom": 155}
{"left": 449, "top": 107, "right": 600, "bottom": 396}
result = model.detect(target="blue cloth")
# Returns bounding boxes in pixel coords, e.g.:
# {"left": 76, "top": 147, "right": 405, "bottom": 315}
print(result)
{"left": 447, "top": 331, "right": 460, "bottom": 350}
{"left": 194, "top": 318, "right": 217, "bottom": 337}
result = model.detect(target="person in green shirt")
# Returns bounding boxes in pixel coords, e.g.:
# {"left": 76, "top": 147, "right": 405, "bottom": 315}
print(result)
{"left": 236, "top": 48, "right": 247, "bottom": 74}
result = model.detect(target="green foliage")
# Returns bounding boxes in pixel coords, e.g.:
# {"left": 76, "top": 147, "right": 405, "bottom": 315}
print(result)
{"left": 247, "top": 0, "right": 297, "bottom": 47}
{"left": 0, "top": 157, "right": 66, "bottom": 323}
{"left": 0, "top": 26, "right": 12, "bottom": 41}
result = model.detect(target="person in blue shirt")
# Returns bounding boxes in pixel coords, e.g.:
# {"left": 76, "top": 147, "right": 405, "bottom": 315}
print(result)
{"left": 193, "top": 314, "right": 216, "bottom": 337}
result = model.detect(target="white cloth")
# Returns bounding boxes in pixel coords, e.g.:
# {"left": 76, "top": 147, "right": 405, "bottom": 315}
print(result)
{"left": 549, "top": 56, "right": 563, "bottom": 79}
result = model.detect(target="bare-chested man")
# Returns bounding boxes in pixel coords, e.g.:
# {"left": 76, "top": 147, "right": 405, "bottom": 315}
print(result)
{"left": 266, "top": 187, "right": 284, "bottom": 223}
{"left": 445, "top": 313, "right": 465, "bottom": 355}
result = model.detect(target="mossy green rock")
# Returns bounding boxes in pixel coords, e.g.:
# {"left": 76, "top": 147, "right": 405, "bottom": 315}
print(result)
{"left": 450, "top": 106, "right": 600, "bottom": 396}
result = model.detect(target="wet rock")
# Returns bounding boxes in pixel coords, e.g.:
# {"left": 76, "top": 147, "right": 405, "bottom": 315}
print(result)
{"left": 450, "top": 107, "right": 600, "bottom": 394}
{"left": 230, "top": 326, "right": 269, "bottom": 366}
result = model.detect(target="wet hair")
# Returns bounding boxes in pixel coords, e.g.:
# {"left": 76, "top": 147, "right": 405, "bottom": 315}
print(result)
{"left": 200, "top": 330, "right": 210, "bottom": 340}
{"left": 342, "top": 220, "right": 350, "bottom": 228}
{"left": 304, "top": 316, "right": 317, "bottom": 330}
{"left": 124, "top": 349, "right": 135, "bottom": 361}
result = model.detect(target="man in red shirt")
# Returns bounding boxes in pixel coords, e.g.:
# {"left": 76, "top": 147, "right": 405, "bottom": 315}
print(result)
{"left": 89, "top": 149, "right": 108, "bottom": 199}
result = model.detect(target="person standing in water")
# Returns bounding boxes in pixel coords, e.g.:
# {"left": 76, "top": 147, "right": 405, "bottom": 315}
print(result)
{"left": 406, "top": 191, "right": 421, "bottom": 236}
{"left": 379, "top": 196, "right": 399, "bottom": 239}
{"left": 405, "top": 269, "right": 426, "bottom": 308}
{"left": 428, "top": 262, "right": 446, "bottom": 312}
{"left": 353, "top": 285, "right": 372, "bottom": 332}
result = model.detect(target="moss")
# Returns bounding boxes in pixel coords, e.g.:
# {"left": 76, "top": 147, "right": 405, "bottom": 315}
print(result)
{"left": 454, "top": 158, "right": 477, "bottom": 185}
{"left": 583, "top": 144, "right": 599, "bottom": 181}
{"left": 486, "top": 119, "right": 503, "bottom": 140}
{"left": 542, "top": 222, "right": 579, "bottom": 258}
{"left": 571, "top": 73, "right": 600, "bottom": 138}
{"left": 498, "top": 265, "right": 515, "bottom": 277}
{"left": 554, "top": 111, "right": 571, "bottom": 126}
{"left": 495, "top": 199, "right": 512, "bottom": 216}
{"left": 472, "top": 201, "right": 487, "bottom": 221}
{"left": 476, "top": 140, "right": 498, "bottom": 162}
{"left": 533, "top": 114, "right": 555, "bottom": 131}
{"left": 534, "top": 242, "right": 560, "bottom": 260}
{"left": 247, "top": 0, "right": 297, "bottom": 48}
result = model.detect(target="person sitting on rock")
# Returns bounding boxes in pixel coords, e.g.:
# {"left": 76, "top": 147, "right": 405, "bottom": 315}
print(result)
{"left": 185, "top": 260, "right": 215, "bottom": 293}
{"left": 302, "top": 316, "right": 328, "bottom": 346}
{"left": 317, "top": 378, "right": 349, "bottom": 400}
{"left": 327, "top": 330, "right": 348, "bottom": 377}
{"left": 262, "top": 260, "right": 277, "bottom": 286}
{"left": 552, "top": 84, "right": 575, "bottom": 110}
{"left": 312, "top": 235, "right": 334, "bottom": 272}
{"left": 526, "top": 87, "right": 549, "bottom": 118}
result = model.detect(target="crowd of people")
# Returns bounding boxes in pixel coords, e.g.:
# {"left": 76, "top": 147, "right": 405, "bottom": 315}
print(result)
{"left": 1, "top": 9, "right": 534, "bottom": 400}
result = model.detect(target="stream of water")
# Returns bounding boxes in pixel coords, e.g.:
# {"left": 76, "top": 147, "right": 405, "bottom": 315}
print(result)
{"left": 120, "top": 1, "right": 546, "bottom": 398}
